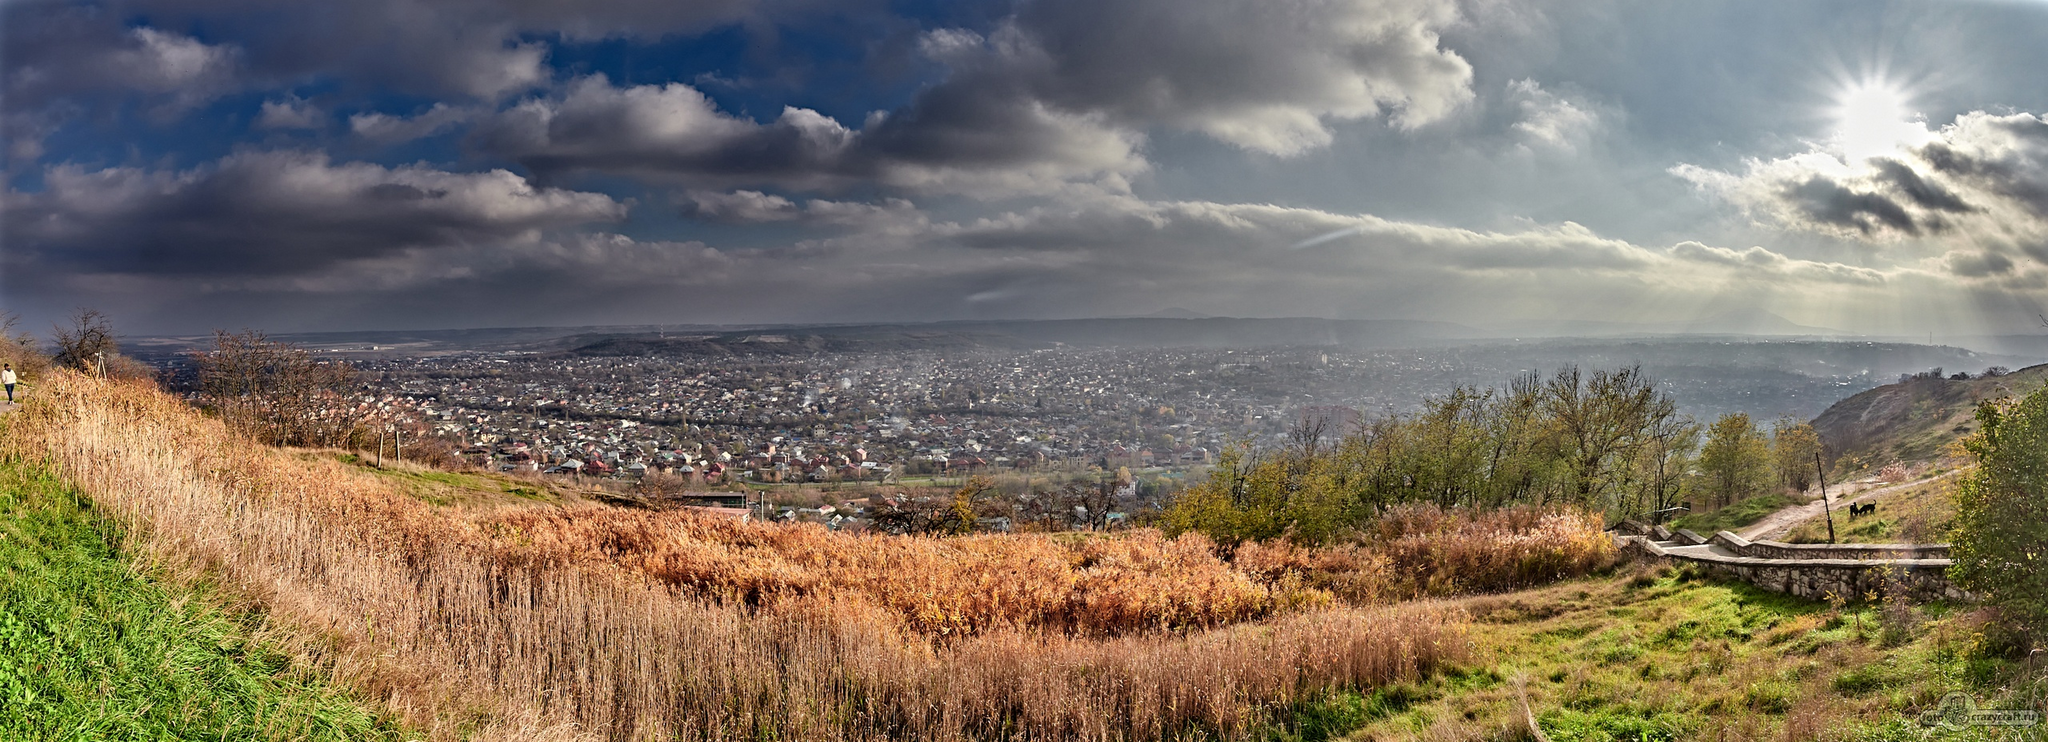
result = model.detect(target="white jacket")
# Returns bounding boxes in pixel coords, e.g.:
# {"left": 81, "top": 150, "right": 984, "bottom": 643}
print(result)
{"left": 2, "top": 369, "right": 16, "bottom": 385}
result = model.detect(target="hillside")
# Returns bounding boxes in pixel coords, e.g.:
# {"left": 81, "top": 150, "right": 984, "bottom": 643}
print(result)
{"left": 1812, "top": 363, "right": 2048, "bottom": 470}
{"left": 6, "top": 373, "right": 2045, "bottom": 741}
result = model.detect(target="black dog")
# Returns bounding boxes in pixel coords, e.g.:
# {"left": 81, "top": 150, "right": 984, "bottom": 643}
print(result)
{"left": 1847, "top": 502, "right": 1877, "bottom": 519}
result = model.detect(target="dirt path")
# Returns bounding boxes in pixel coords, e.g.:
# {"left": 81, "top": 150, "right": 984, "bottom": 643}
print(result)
{"left": 1738, "top": 469, "right": 1963, "bottom": 541}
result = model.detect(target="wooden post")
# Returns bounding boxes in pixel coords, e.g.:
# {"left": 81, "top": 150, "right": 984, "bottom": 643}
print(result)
{"left": 1816, "top": 452, "right": 1836, "bottom": 544}
{"left": 377, "top": 428, "right": 384, "bottom": 467}
{"left": 395, "top": 428, "right": 403, "bottom": 466}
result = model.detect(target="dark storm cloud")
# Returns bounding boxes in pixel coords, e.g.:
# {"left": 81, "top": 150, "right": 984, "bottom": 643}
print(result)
{"left": 995, "top": 0, "right": 1471, "bottom": 153}
{"left": 472, "top": 72, "right": 1145, "bottom": 194}
{"left": 471, "top": 76, "right": 874, "bottom": 186}
{"left": 475, "top": 0, "right": 1473, "bottom": 193}
{"left": 1871, "top": 159, "right": 1973, "bottom": 215}
{"left": 2, "top": 9, "right": 241, "bottom": 109}
{"left": 0, "top": 0, "right": 871, "bottom": 166}
{"left": 0, "top": 0, "right": 811, "bottom": 103}
{"left": 1917, "top": 114, "right": 2048, "bottom": 219}
{"left": 2, "top": 150, "right": 625, "bottom": 276}
{"left": 1946, "top": 250, "right": 2015, "bottom": 278}
{"left": 1782, "top": 176, "right": 1923, "bottom": 236}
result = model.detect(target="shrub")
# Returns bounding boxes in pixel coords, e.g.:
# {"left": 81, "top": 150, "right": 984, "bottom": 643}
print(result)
{"left": 1951, "top": 391, "right": 2048, "bottom": 639}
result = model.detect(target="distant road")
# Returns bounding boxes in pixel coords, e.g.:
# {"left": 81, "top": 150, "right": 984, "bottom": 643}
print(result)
{"left": 1740, "top": 469, "right": 1963, "bottom": 541}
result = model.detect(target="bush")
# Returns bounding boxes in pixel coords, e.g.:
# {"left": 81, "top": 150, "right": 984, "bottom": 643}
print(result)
{"left": 1951, "top": 390, "right": 2048, "bottom": 639}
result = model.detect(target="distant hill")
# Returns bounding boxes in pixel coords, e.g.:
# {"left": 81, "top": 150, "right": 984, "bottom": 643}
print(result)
{"left": 1812, "top": 363, "right": 2048, "bottom": 468}
{"left": 1491, "top": 309, "right": 1844, "bottom": 338}
{"left": 554, "top": 317, "right": 1489, "bottom": 356}
{"left": 1118, "top": 307, "right": 1214, "bottom": 319}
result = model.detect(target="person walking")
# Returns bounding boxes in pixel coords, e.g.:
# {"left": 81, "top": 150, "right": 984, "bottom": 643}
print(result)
{"left": 2, "top": 363, "right": 15, "bottom": 403}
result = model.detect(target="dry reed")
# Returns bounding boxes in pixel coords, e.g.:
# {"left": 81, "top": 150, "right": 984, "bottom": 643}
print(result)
{"left": 9, "top": 374, "right": 1472, "bottom": 742}
{"left": 479, "top": 506, "right": 1273, "bottom": 635}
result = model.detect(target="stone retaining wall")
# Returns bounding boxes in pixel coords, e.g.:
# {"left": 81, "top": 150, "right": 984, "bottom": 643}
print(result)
{"left": 1612, "top": 520, "right": 1967, "bottom": 602}
{"left": 1707, "top": 530, "right": 1951, "bottom": 561}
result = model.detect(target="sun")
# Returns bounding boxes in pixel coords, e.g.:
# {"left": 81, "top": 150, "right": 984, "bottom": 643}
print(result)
{"left": 1831, "top": 81, "right": 1927, "bottom": 162}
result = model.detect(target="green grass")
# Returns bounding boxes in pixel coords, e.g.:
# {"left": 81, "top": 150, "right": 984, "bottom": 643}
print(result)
{"left": 332, "top": 452, "right": 560, "bottom": 507}
{"left": 1331, "top": 564, "right": 2046, "bottom": 741}
{"left": 1669, "top": 492, "right": 1799, "bottom": 535}
{"left": 0, "top": 456, "right": 412, "bottom": 742}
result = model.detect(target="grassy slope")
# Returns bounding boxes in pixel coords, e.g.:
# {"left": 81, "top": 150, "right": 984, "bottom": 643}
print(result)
{"left": 1786, "top": 476, "right": 1959, "bottom": 545}
{"left": 0, "top": 457, "right": 410, "bottom": 742}
{"left": 1813, "top": 365, "right": 2048, "bottom": 473}
{"left": 1668, "top": 492, "right": 1800, "bottom": 535}
{"left": 1313, "top": 565, "right": 2043, "bottom": 742}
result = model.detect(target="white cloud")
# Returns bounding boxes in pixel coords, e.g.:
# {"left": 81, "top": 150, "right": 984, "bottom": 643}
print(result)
{"left": 349, "top": 103, "right": 478, "bottom": 143}
{"left": 256, "top": 96, "right": 324, "bottom": 130}
{"left": 1507, "top": 79, "right": 1599, "bottom": 151}
{"left": 112, "top": 28, "right": 239, "bottom": 95}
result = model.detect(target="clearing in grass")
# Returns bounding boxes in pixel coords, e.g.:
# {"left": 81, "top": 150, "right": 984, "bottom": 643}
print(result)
{"left": 1668, "top": 491, "right": 1801, "bottom": 535}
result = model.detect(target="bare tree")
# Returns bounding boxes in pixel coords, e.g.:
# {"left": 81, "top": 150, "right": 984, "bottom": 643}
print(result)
{"left": 52, "top": 308, "right": 117, "bottom": 375}
{"left": 195, "top": 329, "right": 369, "bottom": 447}
{"left": 1289, "top": 411, "right": 1331, "bottom": 458}
{"left": 633, "top": 471, "right": 694, "bottom": 501}
{"left": 1062, "top": 479, "right": 1122, "bottom": 530}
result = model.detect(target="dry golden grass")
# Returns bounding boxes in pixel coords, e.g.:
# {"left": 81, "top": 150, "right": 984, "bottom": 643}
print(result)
{"left": 1372, "top": 504, "right": 1619, "bottom": 596}
{"left": 477, "top": 506, "right": 1274, "bottom": 636}
{"left": 10, "top": 373, "right": 1479, "bottom": 742}
{"left": 452, "top": 483, "right": 1616, "bottom": 641}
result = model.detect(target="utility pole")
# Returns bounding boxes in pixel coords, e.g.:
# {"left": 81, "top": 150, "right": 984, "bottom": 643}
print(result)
{"left": 1816, "top": 452, "right": 1836, "bottom": 544}
{"left": 395, "top": 427, "right": 403, "bottom": 466}
{"left": 377, "top": 427, "right": 385, "bottom": 467}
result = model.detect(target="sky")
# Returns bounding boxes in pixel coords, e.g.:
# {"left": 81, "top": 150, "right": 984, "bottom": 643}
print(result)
{"left": 5, "top": 0, "right": 2048, "bottom": 336}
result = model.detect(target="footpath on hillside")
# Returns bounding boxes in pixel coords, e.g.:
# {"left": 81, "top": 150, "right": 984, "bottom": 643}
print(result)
{"left": 1738, "top": 469, "right": 1963, "bottom": 541}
